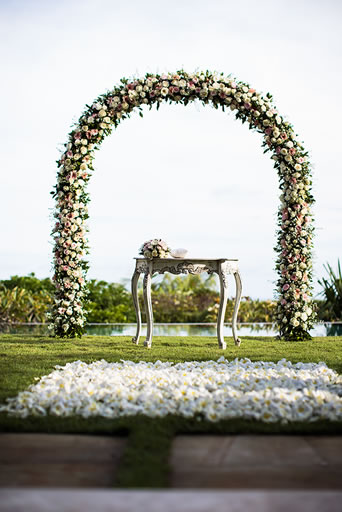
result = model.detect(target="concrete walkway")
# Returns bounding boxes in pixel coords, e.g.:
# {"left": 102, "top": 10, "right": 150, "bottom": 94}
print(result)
{"left": 1, "top": 489, "right": 342, "bottom": 512}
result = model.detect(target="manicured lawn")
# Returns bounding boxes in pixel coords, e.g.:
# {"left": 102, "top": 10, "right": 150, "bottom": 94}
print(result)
{"left": 0, "top": 334, "right": 341, "bottom": 487}
{"left": 1, "top": 334, "right": 342, "bottom": 404}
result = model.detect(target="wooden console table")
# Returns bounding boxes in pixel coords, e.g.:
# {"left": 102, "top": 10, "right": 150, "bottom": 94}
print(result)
{"left": 131, "top": 258, "right": 242, "bottom": 349}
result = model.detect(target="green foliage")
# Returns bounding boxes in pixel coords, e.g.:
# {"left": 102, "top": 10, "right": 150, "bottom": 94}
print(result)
{"left": 0, "top": 286, "right": 52, "bottom": 324}
{"left": 318, "top": 260, "right": 342, "bottom": 321}
{"left": 87, "top": 280, "right": 136, "bottom": 323}
{"left": 152, "top": 274, "right": 217, "bottom": 294}
{"left": 0, "top": 273, "right": 54, "bottom": 294}
{"left": 0, "top": 271, "right": 340, "bottom": 326}
{"left": 0, "top": 273, "right": 54, "bottom": 324}
{"left": 148, "top": 274, "right": 277, "bottom": 323}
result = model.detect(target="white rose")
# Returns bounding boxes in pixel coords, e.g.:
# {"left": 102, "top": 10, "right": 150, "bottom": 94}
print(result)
{"left": 99, "top": 109, "right": 106, "bottom": 117}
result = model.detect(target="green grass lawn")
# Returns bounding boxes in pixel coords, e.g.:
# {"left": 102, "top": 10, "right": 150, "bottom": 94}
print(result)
{"left": 1, "top": 334, "right": 342, "bottom": 487}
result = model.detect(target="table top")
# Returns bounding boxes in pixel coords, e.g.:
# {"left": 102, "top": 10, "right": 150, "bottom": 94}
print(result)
{"left": 134, "top": 257, "right": 238, "bottom": 261}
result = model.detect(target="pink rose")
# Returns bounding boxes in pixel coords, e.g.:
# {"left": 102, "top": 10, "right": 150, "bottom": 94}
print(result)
{"left": 282, "top": 284, "right": 290, "bottom": 291}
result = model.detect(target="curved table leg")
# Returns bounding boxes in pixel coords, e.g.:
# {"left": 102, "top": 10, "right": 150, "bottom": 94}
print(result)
{"left": 232, "top": 270, "right": 242, "bottom": 346}
{"left": 131, "top": 270, "right": 141, "bottom": 344}
{"left": 143, "top": 270, "right": 153, "bottom": 348}
{"left": 217, "top": 264, "right": 228, "bottom": 350}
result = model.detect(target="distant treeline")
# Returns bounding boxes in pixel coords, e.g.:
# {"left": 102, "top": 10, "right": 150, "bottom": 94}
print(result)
{"left": 0, "top": 272, "right": 340, "bottom": 325}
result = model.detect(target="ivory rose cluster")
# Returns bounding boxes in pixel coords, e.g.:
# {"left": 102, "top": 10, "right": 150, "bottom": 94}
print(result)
{"left": 51, "top": 70, "right": 314, "bottom": 339}
{"left": 139, "top": 239, "right": 171, "bottom": 259}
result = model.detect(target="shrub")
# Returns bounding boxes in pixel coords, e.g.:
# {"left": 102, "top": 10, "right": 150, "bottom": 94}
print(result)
{"left": 317, "top": 260, "right": 342, "bottom": 321}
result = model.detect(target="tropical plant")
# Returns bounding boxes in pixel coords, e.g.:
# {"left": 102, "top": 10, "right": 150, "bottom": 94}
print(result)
{"left": 0, "top": 286, "right": 52, "bottom": 324}
{"left": 317, "top": 260, "right": 342, "bottom": 321}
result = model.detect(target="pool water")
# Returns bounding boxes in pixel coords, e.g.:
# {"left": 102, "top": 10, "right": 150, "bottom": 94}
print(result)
{"left": 1, "top": 323, "right": 341, "bottom": 337}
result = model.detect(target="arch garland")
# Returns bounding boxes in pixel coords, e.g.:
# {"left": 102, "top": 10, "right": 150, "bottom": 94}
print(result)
{"left": 50, "top": 70, "right": 315, "bottom": 340}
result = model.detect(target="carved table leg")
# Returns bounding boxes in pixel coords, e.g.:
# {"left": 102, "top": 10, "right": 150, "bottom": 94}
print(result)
{"left": 131, "top": 270, "right": 141, "bottom": 344}
{"left": 217, "top": 263, "right": 228, "bottom": 350}
{"left": 232, "top": 271, "right": 242, "bottom": 346}
{"left": 143, "top": 270, "right": 153, "bottom": 348}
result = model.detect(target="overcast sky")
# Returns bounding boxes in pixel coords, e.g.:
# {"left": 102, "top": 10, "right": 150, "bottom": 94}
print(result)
{"left": 1, "top": 0, "right": 341, "bottom": 299}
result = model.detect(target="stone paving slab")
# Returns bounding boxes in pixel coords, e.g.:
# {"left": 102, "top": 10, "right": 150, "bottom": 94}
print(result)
{"left": 0, "top": 434, "right": 126, "bottom": 488}
{"left": 1, "top": 489, "right": 342, "bottom": 512}
{"left": 170, "top": 435, "right": 342, "bottom": 489}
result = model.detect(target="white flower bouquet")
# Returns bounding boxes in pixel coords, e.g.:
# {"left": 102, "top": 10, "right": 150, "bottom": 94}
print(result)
{"left": 139, "top": 239, "right": 171, "bottom": 259}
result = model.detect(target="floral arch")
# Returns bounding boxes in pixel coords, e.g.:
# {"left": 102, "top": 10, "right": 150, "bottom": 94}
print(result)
{"left": 50, "top": 70, "right": 315, "bottom": 340}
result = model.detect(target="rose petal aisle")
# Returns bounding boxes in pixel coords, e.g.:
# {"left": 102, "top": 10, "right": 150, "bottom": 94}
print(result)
{"left": 1, "top": 358, "right": 341, "bottom": 423}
